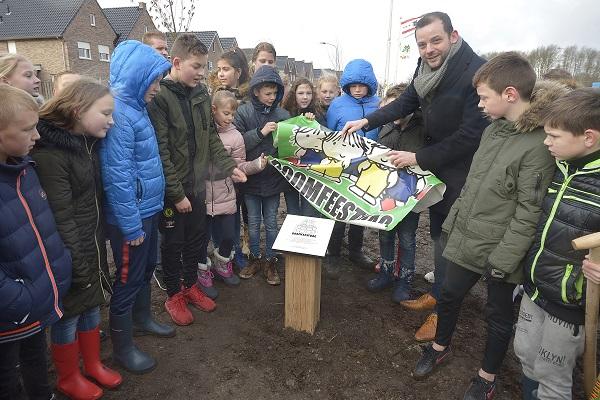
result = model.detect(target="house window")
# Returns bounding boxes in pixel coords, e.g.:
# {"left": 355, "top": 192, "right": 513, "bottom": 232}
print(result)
{"left": 208, "top": 61, "right": 213, "bottom": 70}
{"left": 98, "top": 45, "right": 110, "bottom": 62}
{"left": 144, "top": 26, "right": 149, "bottom": 33}
{"left": 77, "top": 42, "right": 91, "bottom": 60}
{"left": 7, "top": 41, "right": 16, "bottom": 53}
{"left": 212, "top": 42, "right": 215, "bottom": 52}
{"left": 90, "top": 14, "right": 96, "bottom": 26}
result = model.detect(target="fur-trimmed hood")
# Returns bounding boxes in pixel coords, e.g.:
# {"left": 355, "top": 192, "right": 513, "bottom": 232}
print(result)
{"left": 36, "top": 119, "right": 93, "bottom": 153}
{"left": 515, "top": 80, "right": 570, "bottom": 133}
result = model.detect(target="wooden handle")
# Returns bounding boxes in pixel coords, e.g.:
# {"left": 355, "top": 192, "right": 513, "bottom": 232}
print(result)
{"left": 573, "top": 232, "right": 600, "bottom": 251}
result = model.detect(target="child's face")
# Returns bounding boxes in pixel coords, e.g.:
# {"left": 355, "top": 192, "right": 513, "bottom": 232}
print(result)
{"left": 318, "top": 82, "right": 338, "bottom": 106}
{"left": 174, "top": 54, "right": 208, "bottom": 87}
{"left": 217, "top": 59, "right": 240, "bottom": 88}
{"left": 543, "top": 125, "right": 600, "bottom": 161}
{"left": 254, "top": 51, "right": 275, "bottom": 70}
{"left": 476, "top": 83, "right": 508, "bottom": 120}
{"left": 4, "top": 61, "right": 41, "bottom": 97}
{"left": 295, "top": 84, "right": 313, "bottom": 109}
{"left": 0, "top": 110, "right": 40, "bottom": 160}
{"left": 77, "top": 94, "right": 114, "bottom": 138}
{"left": 254, "top": 85, "right": 278, "bottom": 107}
{"left": 382, "top": 96, "right": 402, "bottom": 125}
{"left": 212, "top": 103, "right": 235, "bottom": 127}
{"left": 349, "top": 84, "right": 368, "bottom": 99}
{"left": 144, "top": 76, "right": 162, "bottom": 103}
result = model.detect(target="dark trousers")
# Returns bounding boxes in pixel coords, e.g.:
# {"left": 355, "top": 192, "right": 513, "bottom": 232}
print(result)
{"left": 0, "top": 330, "right": 52, "bottom": 400}
{"left": 160, "top": 194, "right": 206, "bottom": 297}
{"left": 435, "top": 261, "right": 516, "bottom": 374}
{"left": 328, "top": 222, "right": 364, "bottom": 255}
{"left": 206, "top": 213, "right": 235, "bottom": 259}
{"left": 429, "top": 209, "right": 448, "bottom": 301}
{"left": 108, "top": 213, "right": 159, "bottom": 316}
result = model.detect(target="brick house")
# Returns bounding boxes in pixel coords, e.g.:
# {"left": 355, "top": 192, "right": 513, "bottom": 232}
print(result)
{"left": 103, "top": 2, "right": 157, "bottom": 44}
{"left": 219, "top": 37, "right": 238, "bottom": 51}
{"left": 0, "top": 0, "right": 117, "bottom": 96}
{"left": 191, "top": 31, "right": 224, "bottom": 72}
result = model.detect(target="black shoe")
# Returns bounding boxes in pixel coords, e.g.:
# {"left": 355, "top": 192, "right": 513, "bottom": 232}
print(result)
{"left": 349, "top": 251, "right": 374, "bottom": 270}
{"left": 463, "top": 375, "right": 496, "bottom": 400}
{"left": 323, "top": 255, "right": 341, "bottom": 280}
{"left": 413, "top": 344, "right": 451, "bottom": 379}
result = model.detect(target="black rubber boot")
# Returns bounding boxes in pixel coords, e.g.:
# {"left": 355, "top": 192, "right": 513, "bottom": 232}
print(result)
{"left": 132, "top": 282, "right": 176, "bottom": 338}
{"left": 110, "top": 311, "right": 156, "bottom": 374}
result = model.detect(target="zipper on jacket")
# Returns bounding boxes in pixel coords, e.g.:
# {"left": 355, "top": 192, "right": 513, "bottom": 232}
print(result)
{"left": 16, "top": 169, "right": 63, "bottom": 318}
{"left": 84, "top": 137, "right": 112, "bottom": 299}
{"left": 561, "top": 263, "right": 574, "bottom": 303}
{"left": 534, "top": 173, "right": 542, "bottom": 203}
{"left": 529, "top": 162, "right": 600, "bottom": 288}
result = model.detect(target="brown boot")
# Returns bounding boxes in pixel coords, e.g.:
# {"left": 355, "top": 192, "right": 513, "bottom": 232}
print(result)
{"left": 415, "top": 313, "right": 437, "bottom": 342}
{"left": 399, "top": 292, "right": 436, "bottom": 311}
{"left": 239, "top": 254, "right": 262, "bottom": 279}
{"left": 263, "top": 257, "right": 281, "bottom": 286}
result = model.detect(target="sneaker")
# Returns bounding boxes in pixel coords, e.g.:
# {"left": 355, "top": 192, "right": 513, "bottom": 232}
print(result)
{"left": 182, "top": 284, "right": 216, "bottom": 312}
{"left": 424, "top": 271, "right": 435, "bottom": 283}
{"left": 366, "top": 261, "right": 394, "bottom": 292}
{"left": 391, "top": 279, "right": 412, "bottom": 303}
{"left": 165, "top": 292, "right": 193, "bottom": 326}
{"left": 413, "top": 343, "right": 451, "bottom": 379}
{"left": 197, "top": 262, "right": 218, "bottom": 300}
{"left": 463, "top": 375, "right": 496, "bottom": 400}
{"left": 264, "top": 257, "right": 281, "bottom": 285}
{"left": 239, "top": 254, "right": 262, "bottom": 279}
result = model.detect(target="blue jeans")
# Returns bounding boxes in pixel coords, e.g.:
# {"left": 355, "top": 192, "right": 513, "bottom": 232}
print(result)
{"left": 379, "top": 211, "right": 420, "bottom": 282}
{"left": 50, "top": 306, "right": 101, "bottom": 345}
{"left": 284, "top": 188, "right": 300, "bottom": 215}
{"left": 244, "top": 193, "right": 280, "bottom": 259}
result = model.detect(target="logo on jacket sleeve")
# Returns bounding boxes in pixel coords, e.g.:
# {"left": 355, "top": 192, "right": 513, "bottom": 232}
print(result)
{"left": 39, "top": 189, "right": 47, "bottom": 200}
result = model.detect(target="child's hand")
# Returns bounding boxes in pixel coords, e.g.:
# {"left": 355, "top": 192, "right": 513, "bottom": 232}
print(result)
{"left": 303, "top": 112, "right": 315, "bottom": 121}
{"left": 175, "top": 196, "right": 192, "bottom": 213}
{"left": 582, "top": 255, "right": 600, "bottom": 284}
{"left": 259, "top": 153, "right": 268, "bottom": 170}
{"left": 261, "top": 122, "right": 277, "bottom": 136}
{"left": 231, "top": 167, "right": 247, "bottom": 183}
{"left": 128, "top": 234, "right": 145, "bottom": 247}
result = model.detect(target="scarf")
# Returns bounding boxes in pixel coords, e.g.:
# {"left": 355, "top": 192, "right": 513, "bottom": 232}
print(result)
{"left": 413, "top": 37, "right": 463, "bottom": 98}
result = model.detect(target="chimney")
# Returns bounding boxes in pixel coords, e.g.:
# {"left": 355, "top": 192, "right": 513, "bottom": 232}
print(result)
{"left": 138, "top": 2, "right": 146, "bottom": 9}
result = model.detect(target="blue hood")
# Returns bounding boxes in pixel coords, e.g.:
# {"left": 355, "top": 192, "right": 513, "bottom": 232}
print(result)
{"left": 249, "top": 65, "right": 285, "bottom": 112}
{"left": 340, "top": 59, "right": 378, "bottom": 97}
{"left": 109, "top": 40, "right": 171, "bottom": 110}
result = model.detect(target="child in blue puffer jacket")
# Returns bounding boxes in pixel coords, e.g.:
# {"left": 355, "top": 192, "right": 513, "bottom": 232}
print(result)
{"left": 325, "top": 59, "right": 380, "bottom": 270}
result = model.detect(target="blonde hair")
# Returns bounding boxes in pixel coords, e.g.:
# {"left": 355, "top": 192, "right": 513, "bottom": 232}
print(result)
{"left": 0, "top": 53, "right": 30, "bottom": 80}
{"left": 0, "top": 84, "right": 38, "bottom": 127}
{"left": 316, "top": 74, "right": 340, "bottom": 93}
{"left": 211, "top": 90, "right": 238, "bottom": 110}
{"left": 39, "top": 78, "right": 110, "bottom": 130}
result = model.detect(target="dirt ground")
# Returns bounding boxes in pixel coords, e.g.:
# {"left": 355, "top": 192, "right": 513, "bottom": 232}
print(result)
{"left": 52, "top": 207, "right": 587, "bottom": 400}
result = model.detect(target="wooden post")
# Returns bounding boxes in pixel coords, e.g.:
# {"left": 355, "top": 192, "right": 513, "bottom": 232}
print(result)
{"left": 572, "top": 232, "right": 600, "bottom": 398}
{"left": 284, "top": 252, "right": 321, "bottom": 334}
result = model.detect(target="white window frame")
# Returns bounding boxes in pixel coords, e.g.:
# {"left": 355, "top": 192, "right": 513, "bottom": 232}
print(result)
{"left": 98, "top": 45, "right": 110, "bottom": 62}
{"left": 208, "top": 61, "right": 213, "bottom": 70}
{"left": 144, "top": 25, "right": 149, "bottom": 33}
{"left": 90, "top": 13, "right": 96, "bottom": 26}
{"left": 77, "top": 41, "right": 91, "bottom": 60}
{"left": 7, "top": 41, "right": 17, "bottom": 53}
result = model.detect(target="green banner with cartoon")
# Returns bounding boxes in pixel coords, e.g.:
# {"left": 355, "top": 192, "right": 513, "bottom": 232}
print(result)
{"left": 269, "top": 116, "right": 446, "bottom": 231}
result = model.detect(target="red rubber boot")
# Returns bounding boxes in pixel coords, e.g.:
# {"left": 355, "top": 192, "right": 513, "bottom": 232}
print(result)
{"left": 51, "top": 341, "right": 103, "bottom": 400}
{"left": 79, "top": 327, "right": 123, "bottom": 389}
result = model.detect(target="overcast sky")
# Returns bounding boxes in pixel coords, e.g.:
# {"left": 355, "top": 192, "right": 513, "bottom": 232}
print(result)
{"left": 98, "top": 0, "right": 600, "bottom": 84}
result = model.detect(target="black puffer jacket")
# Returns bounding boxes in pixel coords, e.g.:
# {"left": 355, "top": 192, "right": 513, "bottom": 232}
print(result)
{"left": 365, "top": 40, "right": 489, "bottom": 215}
{"left": 234, "top": 66, "right": 290, "bottom": 196}
{"left": 524, "top": 152, "right": 600, "bottom": 325}
{"left": 377, "top": 111, "right": 425, "bottom": 153}
{"left": 32, "top": 120, "right": 111, "bottom": 318}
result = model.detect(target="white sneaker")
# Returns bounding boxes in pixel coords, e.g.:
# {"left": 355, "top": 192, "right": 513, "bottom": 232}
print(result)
{"left": 424, "top": 271, "right": 435, "bottom": 283}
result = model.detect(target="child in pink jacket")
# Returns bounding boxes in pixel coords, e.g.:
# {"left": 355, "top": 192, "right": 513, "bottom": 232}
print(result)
{"left": 198, "top": 90, "right": 266, "bottom": 298}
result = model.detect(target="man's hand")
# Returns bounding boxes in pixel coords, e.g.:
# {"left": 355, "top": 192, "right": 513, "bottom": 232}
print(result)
{"left": 340, "top": 118, "right": 369, "bottom": 135}
{"left": 583, "top": 255, "right": 600, "bottom": 284}
{"left": 231, "top": 167, "right": 247, "bottom": 183}
{"left": 261, "top": 122, "right": 277, "bottom": 136}
{"left": 128, "top": 234, "right": 145, "bottom": 247}
{"left": 175, "top": 196, "right": 192, "bottom": 213}
{"left": 389, "top": 151, "right": 418, "bottom": 169}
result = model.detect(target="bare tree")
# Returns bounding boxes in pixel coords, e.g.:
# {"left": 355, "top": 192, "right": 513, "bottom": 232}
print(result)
{"left": 144, "top": 0, "right": 197, "bottom": 40}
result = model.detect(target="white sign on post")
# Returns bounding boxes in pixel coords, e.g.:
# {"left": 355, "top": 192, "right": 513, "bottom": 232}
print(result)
{"left": 273, "top": 215, "right": 335, "bottom": 257}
